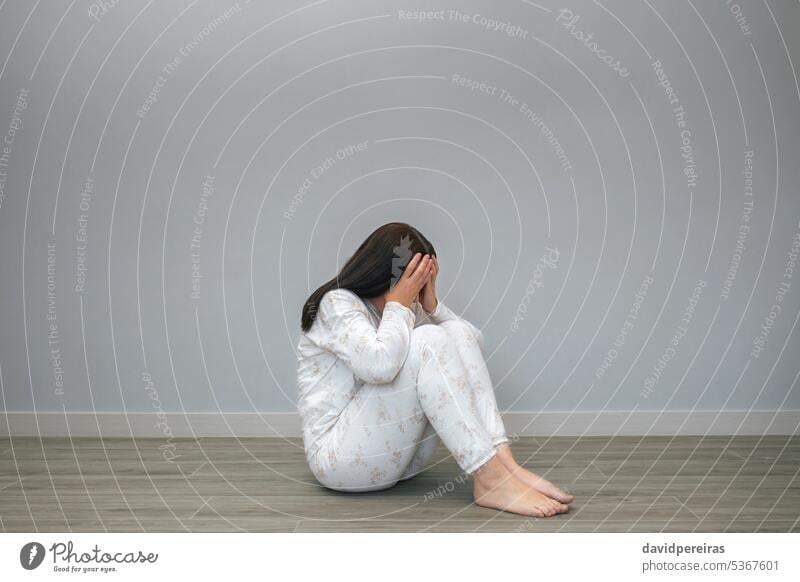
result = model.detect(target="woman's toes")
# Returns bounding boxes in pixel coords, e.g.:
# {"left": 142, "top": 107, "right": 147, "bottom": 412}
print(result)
{"left": 542, "top": 498, "right": 567, "bottom": 515}
{"left": 551, "top": 490, "right": 571, "bottom": 504}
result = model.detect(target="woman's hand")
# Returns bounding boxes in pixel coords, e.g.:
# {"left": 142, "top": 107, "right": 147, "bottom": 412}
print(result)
{"left": 385, "top": 253, "right": 434, "bottom": 308}
{"left": 420, "top": 255, "right": 439, "bottom": 313}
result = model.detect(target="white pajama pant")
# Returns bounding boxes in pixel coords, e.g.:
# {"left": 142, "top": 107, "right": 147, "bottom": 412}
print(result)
{"left": 308, "top": 319, "right": 509, "bottom": 492}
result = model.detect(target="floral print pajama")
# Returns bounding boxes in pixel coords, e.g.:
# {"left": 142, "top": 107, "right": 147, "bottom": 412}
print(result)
{"left": 296, "top": 288, "right": 509, "bottom": 492}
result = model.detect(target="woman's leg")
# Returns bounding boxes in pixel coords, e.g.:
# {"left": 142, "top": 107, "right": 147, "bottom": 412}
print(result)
{"left": 306, "top": 375, "right": 431, "bottom": 492}
{"left": 397, "top": 420, "right": 440, "bottom": 481}
{"left": 437, "top": 320, "right": 508, "bottom": 446}
{"left": 309, "top": 324, "right": 567, "bottom": 515}
{"left": 438, "top": 319, "right": 574, "bottom": 504}
{"left": 394, "top": 319, "right": 507, "bottom": 482}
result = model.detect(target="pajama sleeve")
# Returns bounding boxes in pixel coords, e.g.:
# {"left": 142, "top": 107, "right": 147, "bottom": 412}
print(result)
{"left": 314, "top": 289, "right": 417, "bottom": 385}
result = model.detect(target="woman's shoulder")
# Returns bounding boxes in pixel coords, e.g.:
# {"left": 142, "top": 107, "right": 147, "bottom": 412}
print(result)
{"left": 323, "top": 287, "right": 357, "bottom": 299}
{"left": 320, "top": 287, "right": 358, "bottom": 302}
{"left": 318, "top": 288, "right": 365, "bottom": 312}
{"left": 304, "top": 288, "right": 368, "bottom": 335}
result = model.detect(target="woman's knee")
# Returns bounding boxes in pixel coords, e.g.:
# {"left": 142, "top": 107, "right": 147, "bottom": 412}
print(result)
{"left": 439, "top": 319, "right": 485, "bottom": 353}
{"left": 410, "top": 323, "right": 450, "bottom": 351}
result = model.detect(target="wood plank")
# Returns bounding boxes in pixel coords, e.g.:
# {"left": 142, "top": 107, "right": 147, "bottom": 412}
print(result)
{"left": 0, "top": 436, "right": 796, "bottom": 532}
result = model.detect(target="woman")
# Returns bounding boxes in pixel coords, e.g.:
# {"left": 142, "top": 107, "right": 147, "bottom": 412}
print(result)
{"left": 296, "top": 223, "right": 574, "bottom": 517}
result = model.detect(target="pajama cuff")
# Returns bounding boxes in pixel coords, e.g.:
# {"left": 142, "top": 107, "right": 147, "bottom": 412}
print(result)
{"left": 423, "top": 300, "right": 460, "bottom": 324}
{"left": 428, "top": 300, "right": 453, "bottom": 321}
{"left": 463, "top": 437, "right": 510, "bottom": 475}
{"left": 464, "top": 446, "right": 500, "bottom": 475}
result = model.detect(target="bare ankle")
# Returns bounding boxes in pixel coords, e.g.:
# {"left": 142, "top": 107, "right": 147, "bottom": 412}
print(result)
{"left": 495, "top": 443, "right": 521, "bottom": 469}
{"left": 471, "top": 455, "right": 512, "bottom": 490}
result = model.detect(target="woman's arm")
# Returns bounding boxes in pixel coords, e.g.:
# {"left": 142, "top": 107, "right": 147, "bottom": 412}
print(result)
{"left": 313, "top": 289, "right": 416, "bottom": 384}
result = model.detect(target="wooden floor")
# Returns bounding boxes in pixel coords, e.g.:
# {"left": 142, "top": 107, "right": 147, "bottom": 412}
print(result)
{"left": 1, "top": 436, "right": 798, "bottom": 532}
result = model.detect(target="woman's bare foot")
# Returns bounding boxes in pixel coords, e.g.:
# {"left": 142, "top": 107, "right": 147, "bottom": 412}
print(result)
{"left": 496, "top": 443, "right": 575, "bottom": 504}
{"left": 472, "top": 455, "right": 568, "bottom": 517}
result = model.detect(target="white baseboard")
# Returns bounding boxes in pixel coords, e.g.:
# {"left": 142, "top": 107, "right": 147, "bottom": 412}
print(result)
{"left": 1, "top": 410, "right": 798, "bottom": 438}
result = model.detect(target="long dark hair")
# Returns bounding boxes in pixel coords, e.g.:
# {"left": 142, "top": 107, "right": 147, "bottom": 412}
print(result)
{"left": 301, "top": 222, "right": 436, "bottom": 331}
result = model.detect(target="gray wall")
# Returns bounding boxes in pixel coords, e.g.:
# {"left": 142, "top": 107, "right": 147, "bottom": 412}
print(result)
{"left": 0, "top": 0, "right": 798, "bottom": 421}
